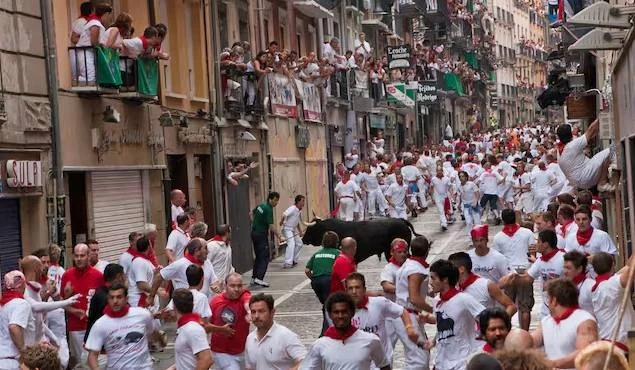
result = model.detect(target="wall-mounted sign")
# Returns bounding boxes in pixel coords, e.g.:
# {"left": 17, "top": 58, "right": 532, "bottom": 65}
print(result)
{"left": 178, "top": 127, "right": 214, "bottom": 144}
{"left": 386, "top": 45, "right": 411, "bottom": 69}
{"left": 268, "top": 73, "right": 297, "bottom": 118}
{"left": 370, "top": 115, "right": 386, "bottom": 129}
{"left": 6, "top": 160, "right": 42, "bottom": 188}
{"left": 417, "top": 82, "right": 439, "bottom": 105}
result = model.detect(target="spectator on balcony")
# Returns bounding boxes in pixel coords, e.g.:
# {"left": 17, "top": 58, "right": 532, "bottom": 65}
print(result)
{"left": 70, "top": 1, "right": 94, "bottom": 80}
{"left": 322, "top": 37, "right": 347, "bottom": 70}
{"left": 76, "top": 3, "right": 113, "bottom": 83}
{"left": 353, "top": 32, "right": 372, "bottom": 58}
{"left": 265, "top": 41, "right": 280, "bottom": 68}
{"left": 345, "top": 50, "right": 356, "bottom": 69}
{"left": 121, "top": 26, "right": 161, "bottom": 87}
{"left": 221, "top": 48, "right": 247, "bottom": 102}
{"left": 298, "top": 52, "right": 320, "bottom": 82}
{"left": 99, "top": 12, "right": 133, "bottom": 50}
{"left": 153, "top": 23, "right": 170, "bottom": 60}
{"left": 245, "top": 51, "right": 271, "bottom": 109}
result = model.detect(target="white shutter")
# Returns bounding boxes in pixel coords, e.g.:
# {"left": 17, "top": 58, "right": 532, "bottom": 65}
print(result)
{"left": 91, "top": 171, "right": 146, "bottom": 262}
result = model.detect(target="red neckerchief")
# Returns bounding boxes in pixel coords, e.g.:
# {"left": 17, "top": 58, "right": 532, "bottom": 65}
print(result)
{"left": 409, "top": 256, "right": 429, "bottom": 268}
{"left": 483, "top": 343, "right": 494, "bottom": 353}
{"left": 592, "top": 273, "right": 612, "bottom": 292}
{"left": 139, "top": 35, "right": 150, "bottom": 50}
{"left": 389, "top": 257, "right": 403, "bottom": 267}
{"left": 552, "top": 305, "right": 579, "bottom": 324}
{"left": 591, "top": 203, "right": 600, "bottom": 211}
{"left": 436, "top": 288, "right": 460, "bottom": 307}
{"left": 576, "top": 227, "right": 594, "bottom": 246}
{"left": 177, "top": 312, "right": 202, "bottom": 328}
{"left": 26, "top": 281, "right": 41, "bottom": 293}
{"left": 184, "top": 251, "right": 203, "bottom": 266}
{"left": 324, "top": 325, "right": 358, "bottom": 342}
{"left": 132, "top": 251, "right": 152, "bottom": 264}
{"left": 51, "top": 262, "right": 59, "bottom": 266}
{"left": 37, "top": 275, "right": 48, "bottom": 285}
{"left": 0, "top": 291, "right": 24, "bottom": 306}
{"left": 556, "top": 142, "right": 564, "bottom": 154}
{"left": 572, "top": 272, "right": 587, "bottom": 285}
{"left": 502, "top": 224, "right": 520, "bottom": 237}
{"left": 86, "top": 14, "right": 100, "bottom": 22}
{"left": 342, "top": 178, "right": 349, "bottom": 184}
{"left": 356, "top": 295, "right": 369, "bottom": 309}
{"left": 436, "top": 174, "right": 444, "bottom": 179}
{"left": 211, "top": 235, "right": 224, "bottom": 242}
{"left": 540, "top": 249, "right": 559, "bottom": 262}
{"left": 485, "top": 168, "right": 493, "bottom": 174}
{"left": 137, "top": 293, "right": 148, "bottom": 308}
{"left": 126, "top": 247, "right": 145, "bottom": 259}
{"left": 103, "top": 304, "right": 130, "bottom": 318}
{"left": 560, "top": 220, "right": 573, "bottom": 237}
{"left": 458, "top": 273, "right": 480, "bottom": 291}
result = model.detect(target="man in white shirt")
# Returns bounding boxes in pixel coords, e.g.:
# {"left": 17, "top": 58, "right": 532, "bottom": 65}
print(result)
{"left": 86, "top": 283, "right": 158, "bottom": 370}
{"left": 207, "top": 224, "right": 235, "bottom": 284}
{"left": 353, "top": 32, "right": 371, "bottom": 58}
{"left": 562, "top": 251, "right": 593, "bottom": 313}
{"left": 362, "top": 161, "right": 387, "bottom": 217}
{"left": 512, "top": 162, "right": 533, "bottom": 221}
{"left": 385, "top": 174, "right": 409, "bottom": 220}
{"left": 119, "top": 231, "right": 143, "bottom": 275}
{"left": 170, "top": 288, "right": 213, "bottom": 370}
{"left": 127, "top": 237, "right": 156, "bottom": 308}
{"left": 280, "top": 195, "right": 305, "bottom": 268}
{"left": 478, "top": 162, "right": 506, "bottom": 224}
{"left": 322, "top": 37, "right": 347, "bottom": 70}
{"left": 45, "top": 244, "right": 68, "bottom": 362}
{"left": 419, "top": 259, "right": 486, "bottom": 370}
{"left": 148, "top": 238, "right": 221, "bottom": 304}
{"left": 493, "top": 209, "right": 535, "bottom": 330}
{"left": 589, "top": 252, "right": 635, "bottom": 353}
{"left": 429, "top": 166, "right": 452, "bottom": 231}
{"left": 477, "top": 308, "right": 512, "bottom": 354}
{"left": 556, "top": 204, "right": 578, "bottom": 242}
{"left": 530, "top": 162, "right": 557, "bottom": 213}
{"left": 457, "top": 171, "right": 481, "bottom": 239}
{"left": 0, "top": 270, "right": 34, "bottom": 370}
{"left": 245, "top": 294, "right": 306, "bottom": 370}
{"left": 401, "top": 157, "right": 423, "bottom": 217}
{"left": 467, "top": 225, "right": 510, "bottom": 283}
{"left": 334, "top": 172, "right": 361, "bottom": 221}
{"left": 166, "top": 214, "right": 192, "bottom": 263}
{"left": 87, "top": 239, "right": 109, "bottom": 272}
{"left": 564, "top": 205, "right": 616, "bottom": 259}
{"left": 170, "top": 189, "right": 187, "bottom": 224}
{"left": 530, "top": 278, "right": 598, "bottom": 369}
{"left": 344, "top": 147, "right": 359, "bottom": 170}
{"left": 300, "top": 292, "right": 390, "bottom": 370}
{"left": 556, "top": 119, "right": 613, "bottom": 191}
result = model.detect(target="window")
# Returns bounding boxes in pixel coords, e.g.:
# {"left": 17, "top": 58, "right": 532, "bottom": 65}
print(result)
{"left": 297, "top": 34, "right": 302, "bottom": 55}
{"left": 280, "top": 26, "right": 285, "bottom": 49}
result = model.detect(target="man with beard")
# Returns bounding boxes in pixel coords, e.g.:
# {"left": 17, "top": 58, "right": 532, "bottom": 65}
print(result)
{"left": 301, "top": 292, "right": 390, "bottom": 370}
{"left": 478, "top": 307, "right": 512, "bottom": 353}
{"left": 245, "top": 294, "right": 306, "bottom": 370}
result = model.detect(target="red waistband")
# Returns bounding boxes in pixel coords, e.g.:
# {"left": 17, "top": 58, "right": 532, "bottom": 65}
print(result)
{"left": 602, "top": 339, "right": 629, "bottom": 352}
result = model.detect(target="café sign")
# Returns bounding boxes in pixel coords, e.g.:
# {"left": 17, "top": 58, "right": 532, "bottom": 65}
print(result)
{"left": 417, "top": 82, "right": 439, "bottom": 105}
{"left": 386, "top": 45, "right": 412, "bottom": 69}
{"left": 6, "top": 160, "right": 42, "bottom": 188}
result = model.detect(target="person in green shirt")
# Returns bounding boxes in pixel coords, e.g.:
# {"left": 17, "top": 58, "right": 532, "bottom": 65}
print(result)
{"left": 250, "top": 191, "right": 282, "bottom": 287}
{"left": 305, "top": 231, "right": 341, "bottom": 335}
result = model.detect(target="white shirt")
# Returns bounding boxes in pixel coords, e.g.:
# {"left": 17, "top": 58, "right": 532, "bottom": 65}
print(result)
{"left": 361, "top": 172, "right": 379, "bottom": 191}
{"left": 558, "top": 135, "right": 591, "bottom": 188}
{"left": 434, "top": 292, "right": 486, "bottom": 370}
{"left": 160, "top": 257, "right": 218, "bottom": 300}
{"left": 401, "top": 165, "right": 420, "bottom": 182}
{"left": 207, "top": 239, "right": 234, "bottom": 283}
{"left": 577, "top": 277, "right": 594, "bottom": 313}
{"left": 478, "top": 170, "right": 503, "bottom": 195}
{"left": 542, "top": 309, "right": 595, "bottom": 370}
{"left": 492, "top": 227, "right": 535, "bottom": 269}
{"left": 591, "top": 275, "right": 635, "bottom": 345}
{"left": 47, "top": 264, "right": 66, "bottom": 293}
{"left": 564, "top": 228, "right": 616, "bottom": 256}
{"left": 385, "top": 182, "right": 408, "bottom": 208}
{"left": 462, "top": 163, "right": 482, "bottom": 179}
{"left": 99, "top": 27, "right": 123, "bottom": 49}
{"left": 379, "top": 262, "right": 401, "bottom": 302}
{"left": 93, "top": 260, "right": 109, "bottom": 273}
{"left": 71, "top": 18, "right": 87, "bottom": 42}
{"left": 167, "top": 288, "right": 212, "bottom": 319}
{"left": 282, "top": 205, "right": 302, "bottom": 230}
{"left": 334, "top": 180, "right": 360, "bottom": 198}
{"left": 122, "top": 37, "right": 150, "bottom": 59}
{"left": 467, "top": 248, "right": 510, "bottom": 283}
{"left": 353, "top": 39, "right": 371, "bottom": 57}
{"left": 245, "top": 323, "right": 306, "bottom": 370}
{"left": 0, "top": 298, "right": 34, "bottom": 368}
{"left": 396, "top": 258, "right": 429, "bottom": 311}
{"left": 556, "top": 222, "right": 578, "bottom": 241}
{"left": 171, "top": 203, "right": 184, "bottom": 223}
{"left": 128, "top": 257, "right": 155, "bottom": 307}
{"left": 461, "top": 277, "right": 495, "bottom": 308}
{"left": 457, "top": 181, "right": 479, "bottom": 204}
{"left": 531, "top": 169, "right": 555, "bottom": 193}
{"left": 353, "top": 296, "right": 405, "bottom": 360}
{"left": 344, "top": 153, "right": 359, "bottom": 169}
{"left": 119, "top": 250, "right": 134, "bottom": 275}
{"left": 175, "top": 321, "right": 210, "bottom": 370}
{"left": 166, "top": 227, "right": 191, "bottom": 260}
{"left": 300, "top": 329, "right": 389, "bottom": 370}
{"left": 431, "top": 176, "right": 451, "bottom": 197}
{"left": 77, "top": 19, "right": 105, "bottom": 47}
{"left": 85, "top": 307, "right": 154, "bottom": 370}
{"left": 527, "top": 251, "right": 565, "bottom": 316}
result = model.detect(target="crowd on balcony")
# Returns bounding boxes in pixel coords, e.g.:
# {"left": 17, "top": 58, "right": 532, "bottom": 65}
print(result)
{"left": 69, "top": 1, "right": 168, "bottom": 87}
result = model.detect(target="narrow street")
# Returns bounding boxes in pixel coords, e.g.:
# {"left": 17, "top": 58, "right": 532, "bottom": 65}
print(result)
{"left": 154, "top": 208, "right": 544, "bottom": 369}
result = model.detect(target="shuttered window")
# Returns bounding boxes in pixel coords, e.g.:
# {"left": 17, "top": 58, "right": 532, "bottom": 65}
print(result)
{"left": 0, "top": 199, "right": 22, "bottom": 277}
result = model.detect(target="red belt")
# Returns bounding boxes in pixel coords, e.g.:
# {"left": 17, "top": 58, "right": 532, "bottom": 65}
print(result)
{"left": 603, "top": 339, "right": 629, "bottom": 352}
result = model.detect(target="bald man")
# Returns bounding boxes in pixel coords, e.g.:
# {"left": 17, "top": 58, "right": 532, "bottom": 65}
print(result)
{"left": 504, "top": 328, "right": 533, "bottom": 351}
{"left": 171, "top": 189, "right": 187, "bottom": 224}
{"left": 330, "top": 237, "right": 357, "bottom": 293}
{"left": 61, "top": 244, "right": 104, "bottom": 368}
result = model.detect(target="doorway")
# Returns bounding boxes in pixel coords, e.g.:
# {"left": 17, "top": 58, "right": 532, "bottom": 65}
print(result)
{"left": 167, "top": 154, "right": 190, "bottom": 207}
{"left": 67, "top": 172, "right": 88, "bottom": 247}
{"left": 196, "top": 155, "right": 215, "bottom": 238}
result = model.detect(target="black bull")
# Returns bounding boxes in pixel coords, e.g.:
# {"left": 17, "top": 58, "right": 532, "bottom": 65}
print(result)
{"left": 301, "top": 218, "right": 421, "bottom": 263}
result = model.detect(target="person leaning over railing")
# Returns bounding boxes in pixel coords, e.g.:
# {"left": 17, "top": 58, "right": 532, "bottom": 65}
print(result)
{"left": 75, "top": 3, "right": 113, "bottom": 83}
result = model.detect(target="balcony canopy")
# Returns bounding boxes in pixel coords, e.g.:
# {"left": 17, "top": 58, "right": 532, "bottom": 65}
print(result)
{"left": 293, "top": 1, "right": 334, "bottom": 18}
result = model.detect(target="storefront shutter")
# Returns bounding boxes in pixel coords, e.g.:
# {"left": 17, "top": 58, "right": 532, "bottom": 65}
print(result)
{"left": 91, "top": 171, "right": 145, "bottom": 262}
{"left": 0, "top": 199, "right": 22, "bottom": 276}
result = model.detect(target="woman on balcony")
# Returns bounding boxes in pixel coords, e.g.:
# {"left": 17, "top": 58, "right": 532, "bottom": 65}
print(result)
{"left": 76, "top": 3, "right": 112, "bottom": 84}
{"left": 99, "top": 13, "right": 132, "bottom": 51}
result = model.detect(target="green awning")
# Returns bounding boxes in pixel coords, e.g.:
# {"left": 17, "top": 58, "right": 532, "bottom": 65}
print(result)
{"left": 464, "top": 51, "right": 479, "bottom": 69}
{"left": 444, "top": 72, "right": 465, "bottom": 96}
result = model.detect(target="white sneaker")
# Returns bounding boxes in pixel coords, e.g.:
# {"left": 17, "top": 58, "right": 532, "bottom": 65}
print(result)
{"left": 254, "top": 278, "right": 270, "bottom": 287}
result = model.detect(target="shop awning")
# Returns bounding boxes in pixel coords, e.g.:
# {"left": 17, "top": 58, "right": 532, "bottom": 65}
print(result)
{"left": 444, "top": 72, "right": 465, "bottom": 96}
{"left": 293, "top": 1, "right": 334, "bottom": 19}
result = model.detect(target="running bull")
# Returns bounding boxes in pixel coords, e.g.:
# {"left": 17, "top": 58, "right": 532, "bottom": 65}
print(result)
{"left": 302, "top": 217, "right": 421, "bottom": 263}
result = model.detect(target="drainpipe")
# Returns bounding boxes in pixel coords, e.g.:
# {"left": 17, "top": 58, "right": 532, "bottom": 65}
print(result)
{"left": 41, "top": 0, "right": 65, "bottom": 254}
{"left": 210, "top": 0, "right": 226, "bottom": 224}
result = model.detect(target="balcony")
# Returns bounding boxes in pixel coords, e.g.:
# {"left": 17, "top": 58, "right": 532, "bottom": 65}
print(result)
{"left": 69, "top": 46, "right": 159, "bottom": 101}
{"left": 421, "top": 0, "right": 450, "bottom": 21}
{"left": 327, "top": 70, "right": 351, "bottom": 102}
{"left": 223, "top": 72, "right": 265, "bottom": 121}
{"left": 398, "top": 0, "right": 427, "bottom": 15}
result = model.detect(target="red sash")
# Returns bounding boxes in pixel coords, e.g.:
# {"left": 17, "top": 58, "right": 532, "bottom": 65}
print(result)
{"left": 324, "top": 325, "right": 357, "bottom": 342}
{"left": 0, "top": 291, "right": 23, "bottom": 306}
{"left": 458, "top": 273, "right": 480, "bottom": 291}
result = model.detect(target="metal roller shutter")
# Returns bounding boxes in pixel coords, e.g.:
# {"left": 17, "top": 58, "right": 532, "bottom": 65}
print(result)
{"left": 91, "top": 171, "right": 146, "bottom": 262}
{"left": 0, "top": 199, "right": 22, "bottom": 276}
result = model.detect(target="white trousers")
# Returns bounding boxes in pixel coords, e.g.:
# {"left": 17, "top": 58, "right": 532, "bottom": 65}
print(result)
{"left": 77, "top": 50, "right": 96, "bottom": 83}
{"left": 393, "top": 312, "right": 430, "bottom": 370}
{"left": 367, "top": 188, "right": 388, "bottom": 216}
{"left": 69, "top": 330, "right": 88, "bottom": 369}
{"left": 283, "top": 228, "right": 303, "bottom": 265}
{"left": 532, "top": 191, "right": 550, "bottom": 213}
{"left": 417, "top": 179, "right": 429, "bottom": 208}
{"left": 338, "top": 197, "right": 355, "bottom": 221}
{"left": 433, "top": 194, "right": 448, "bottom": 227}
{"left": 213, "top": 352, "right": 244, "bottom": 370}
{"left": 389, "top": 206, "right": 408, "bottom": 220}
{"left": 515, "top": 192, "right": 533, "bottom": 214}
{"left": 463, "top": 203, "right": 481, "bottom": 237}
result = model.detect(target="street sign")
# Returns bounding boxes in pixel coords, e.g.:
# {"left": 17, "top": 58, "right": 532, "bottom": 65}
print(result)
{"left": 417, "top": 82, "right": 438, "bottom": 105}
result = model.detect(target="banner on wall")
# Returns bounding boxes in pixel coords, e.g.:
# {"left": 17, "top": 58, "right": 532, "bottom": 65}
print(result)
{"left": 268, "top": 73, "right": 297, "bottom": 118}
{"left": 301, "top": 81, "right": 322, "bottom": 123}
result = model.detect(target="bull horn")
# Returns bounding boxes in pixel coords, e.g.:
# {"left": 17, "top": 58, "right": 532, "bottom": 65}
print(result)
{"left": 303, "top": 221, "right": 317, "bottom": 227}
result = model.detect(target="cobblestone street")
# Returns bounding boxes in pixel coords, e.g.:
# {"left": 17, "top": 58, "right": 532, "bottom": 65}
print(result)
{"left": 155, "top": 208, "right": 544, "bottom": 369}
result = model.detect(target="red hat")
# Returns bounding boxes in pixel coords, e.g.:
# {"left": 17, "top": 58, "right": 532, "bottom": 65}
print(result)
{"left": 470, "top": 225, "right": 489, "bottom": 239}
{"left": 392, "top": 240, "right": 408, "bottom": 252}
